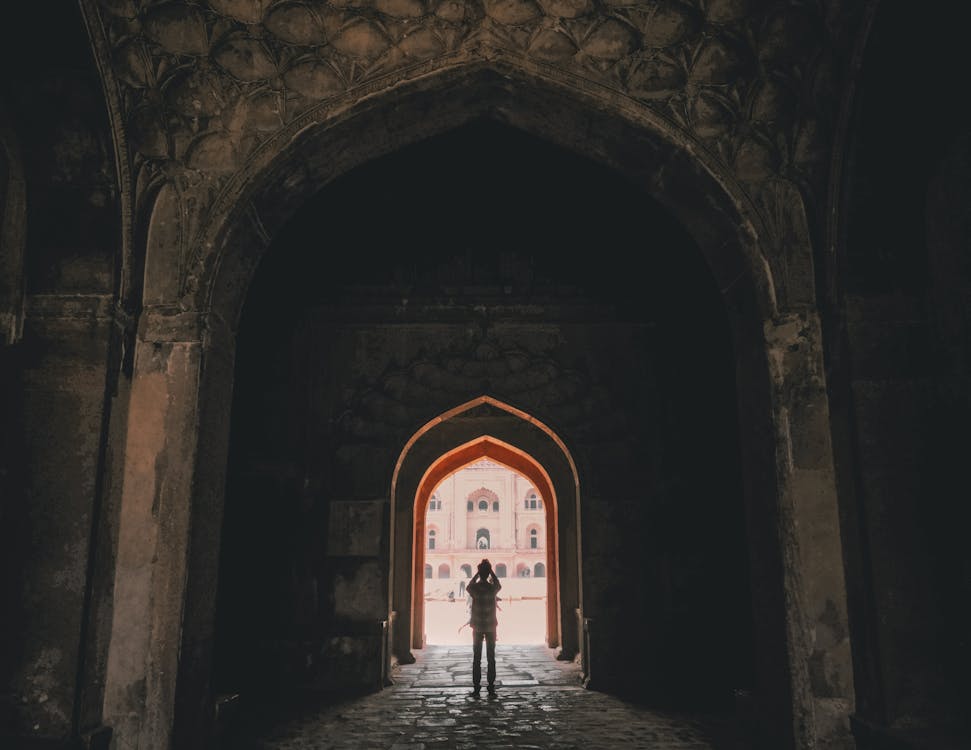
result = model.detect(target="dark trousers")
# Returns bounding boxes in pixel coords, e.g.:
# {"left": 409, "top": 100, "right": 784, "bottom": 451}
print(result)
{"left": 471, "top": 629, "right": 496, "bottom": 687}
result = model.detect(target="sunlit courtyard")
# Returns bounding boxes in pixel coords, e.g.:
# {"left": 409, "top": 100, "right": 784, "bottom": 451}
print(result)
{"left": 421, "top": 458, "right": 551, "bottom": 647}
{"left": 424, "top": 595, "right": 547, "bottom": 645}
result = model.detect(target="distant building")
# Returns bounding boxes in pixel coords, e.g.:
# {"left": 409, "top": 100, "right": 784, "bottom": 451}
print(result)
{"left": 423, "top": 459, "right": 548, "bottom": 597}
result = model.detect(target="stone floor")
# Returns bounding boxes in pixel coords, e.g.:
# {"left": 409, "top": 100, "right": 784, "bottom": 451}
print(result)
{"left": 235, "top": 645, "right": 753, "bottom": 749}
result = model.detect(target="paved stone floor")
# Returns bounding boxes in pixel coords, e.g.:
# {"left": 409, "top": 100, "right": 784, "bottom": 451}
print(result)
{"left": 237, "top": 645, "right": 753, "bottom": 749}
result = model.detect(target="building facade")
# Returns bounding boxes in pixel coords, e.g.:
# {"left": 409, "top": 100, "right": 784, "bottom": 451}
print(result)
{"left": 424, "top": 460, "right": 548, "bottom": 596}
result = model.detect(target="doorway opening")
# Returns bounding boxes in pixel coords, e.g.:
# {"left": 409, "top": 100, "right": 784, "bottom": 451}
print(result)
{"left": 421, "top": 459, "right": 548, "bottom": 646}
{"left": 401, "top": 428, "right": 571, "bottom": 659}
{"left": 207, "top": 112, "right": 758, "bottom": 740}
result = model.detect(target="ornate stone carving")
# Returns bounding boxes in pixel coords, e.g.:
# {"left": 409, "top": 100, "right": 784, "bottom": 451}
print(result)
{"left": 81, "top": 0, "right": 859, "bottom": 305}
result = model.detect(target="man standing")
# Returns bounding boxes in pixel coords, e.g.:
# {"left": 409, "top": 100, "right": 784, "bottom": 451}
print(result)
{"left": 466, "top": 558, "right": 502, "bottom": 696}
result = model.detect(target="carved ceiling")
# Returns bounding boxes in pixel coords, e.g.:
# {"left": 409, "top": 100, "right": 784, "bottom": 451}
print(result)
{"left": 81, "top": 0, "right": 860, "bottom": 305}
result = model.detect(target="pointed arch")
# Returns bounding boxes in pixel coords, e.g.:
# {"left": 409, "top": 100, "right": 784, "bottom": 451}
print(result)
{"left": 198, "top": 62, "right": 777, "bottom": 331}
{"left": 391, "top": 398, "right": 582, "bottom": 662}
{"left": 411, "top": 435, "right": 562, "bottom": 650}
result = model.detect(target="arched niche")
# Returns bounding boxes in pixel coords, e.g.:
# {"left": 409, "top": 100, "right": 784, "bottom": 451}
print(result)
{"left": 395, "top": 410, "right": 578, "bottom": 659}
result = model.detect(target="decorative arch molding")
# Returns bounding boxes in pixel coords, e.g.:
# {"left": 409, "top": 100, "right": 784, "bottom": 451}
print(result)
{"left": 78, "top": 0, "right": 852, "bottom": 323}
{"left": 391, "top": 398, "right": 581, "bottom": 661}
{"left": 77, "top": 0, "right": 138, "bottom": 313}
{"left": 393, "top": 396, "right": 580, "bottom": 486}
{"left": 192, "top": 60, "right": 783, "bottom": 333}
{"left": 467, "top": 486, "right": 500, "bottom": 504}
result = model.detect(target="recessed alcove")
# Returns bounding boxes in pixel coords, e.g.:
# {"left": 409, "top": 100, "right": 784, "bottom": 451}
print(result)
{"left": 211, "top": 118, "right": 753, "bottom": 736}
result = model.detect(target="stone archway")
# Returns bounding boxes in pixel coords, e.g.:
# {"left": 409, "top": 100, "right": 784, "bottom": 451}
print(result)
{"left": 399, "top": 423, "right": 575, "bottom": 657}
{"left": 100, "top": 63, "right": 854, "bottom": 750}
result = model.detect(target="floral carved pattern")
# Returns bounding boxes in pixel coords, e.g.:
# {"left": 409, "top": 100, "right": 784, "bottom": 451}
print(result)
{"left": 85, "top": 0, "right": 858, "bottom": 302}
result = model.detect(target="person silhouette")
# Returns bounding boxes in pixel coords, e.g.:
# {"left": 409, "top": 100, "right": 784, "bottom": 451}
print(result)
{"left": 465, "top": 558, "right": 502, "bottom": 696}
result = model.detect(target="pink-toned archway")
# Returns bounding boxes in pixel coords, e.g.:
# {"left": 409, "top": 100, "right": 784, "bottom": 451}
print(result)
{"left": 389, "top": 396, "right": 582, "bottom": 664}
{"left": 411, "top": 436, "right": 561, "bottom": 650}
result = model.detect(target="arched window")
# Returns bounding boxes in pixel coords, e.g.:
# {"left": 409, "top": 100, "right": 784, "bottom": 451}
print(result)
{"left": 492, "top": 500, "right": 499, "bottom": 512}
{"left": 438, "top": 563, "right": 450, "bottom": 578}
{"left": 534, "top": 562, "right": 545, "bottom": 577}
{"left": 530, "top": 528, "right": 538, "bottom": 549}
{"left": 428, "top": 529, "right": 436, "bottom": 550}
{"left": 516, "top": 562, "right": 530, "bottom": 577}
{"left": 476, "top": 528, "right": 490, "bottom": 549}
{"left": 525, "top": 491, "right": 541, "bottom": 510}
{"left": 424, "top": 564, "right": 433, "bottom": 579}
{"left": 495, "top": 563, "right": 507, "bottom": 578}
{"left": 429, "top": 494, "right": 441, "bottom": 511}
{"left": 478, "top": 499, "right": 488, "bottom": 512}
{"left": 461, "top": 564, "right": 472, "bottom": 578}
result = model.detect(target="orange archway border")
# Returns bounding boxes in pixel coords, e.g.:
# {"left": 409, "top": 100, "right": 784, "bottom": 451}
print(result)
{"left": 392, "top": 396, "right": 578, "bottom": 490}
{"left": 411, "top": 436, "right": 561, "bottom": 649}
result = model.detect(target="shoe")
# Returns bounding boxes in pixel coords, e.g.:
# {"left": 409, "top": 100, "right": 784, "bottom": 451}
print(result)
{"left": 487, "top": 684, "right": 496, "bottom": 695}
{"left": 470, "top": 687, "right": 481, "bottom": 696}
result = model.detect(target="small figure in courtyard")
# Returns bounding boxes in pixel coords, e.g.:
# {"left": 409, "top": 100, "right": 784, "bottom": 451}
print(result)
{"left": 465, "top": 558, "right": 502, "bottom": 696}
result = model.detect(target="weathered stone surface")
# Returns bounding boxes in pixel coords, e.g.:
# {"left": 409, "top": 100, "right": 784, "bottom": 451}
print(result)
{"left": 6, "top": 3, "right": 969, "bottom": 750}
{"left": 76, "top": 0, "right": 855, "bottom": 309}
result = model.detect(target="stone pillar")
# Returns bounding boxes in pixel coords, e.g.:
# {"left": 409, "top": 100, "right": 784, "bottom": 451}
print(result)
{"left": 102, "top": 306, "right": 233, "bottom": 750}
{"left": 764, "top": 312, "right": 856, "bottom": 749}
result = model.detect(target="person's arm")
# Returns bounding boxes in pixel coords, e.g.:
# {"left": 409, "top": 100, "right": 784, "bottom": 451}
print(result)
{"left": 492, "top": 572, "right": 501, "bottom": 592}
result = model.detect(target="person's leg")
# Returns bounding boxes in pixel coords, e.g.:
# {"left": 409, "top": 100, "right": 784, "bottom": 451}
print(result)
{"left": 472, "top": 630, "right": 483, "bottom": 693}
{"left": 485, "top": 631, "right": 497, "bottom": 692}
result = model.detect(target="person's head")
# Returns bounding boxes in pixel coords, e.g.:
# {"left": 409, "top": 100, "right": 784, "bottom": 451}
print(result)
{"left": 477, "top": 559, "right": 492, "bottom": 577}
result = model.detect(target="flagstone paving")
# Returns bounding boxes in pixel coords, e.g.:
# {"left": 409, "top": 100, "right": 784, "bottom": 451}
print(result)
{"left": 236, "top": 645, "right": 753, "bottom": 749}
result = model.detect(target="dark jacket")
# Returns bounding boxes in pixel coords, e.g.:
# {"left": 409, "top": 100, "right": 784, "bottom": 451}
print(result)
{"left": 466, "top": 576, "right": 502, "bottom": 633}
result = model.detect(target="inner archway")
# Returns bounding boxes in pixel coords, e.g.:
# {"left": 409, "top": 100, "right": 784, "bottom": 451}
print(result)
{"left": 414, "top": 443, "right": 559, "bottom": 648}
{"left": 420, "top": 459, "right": 549, "bottom": 646}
